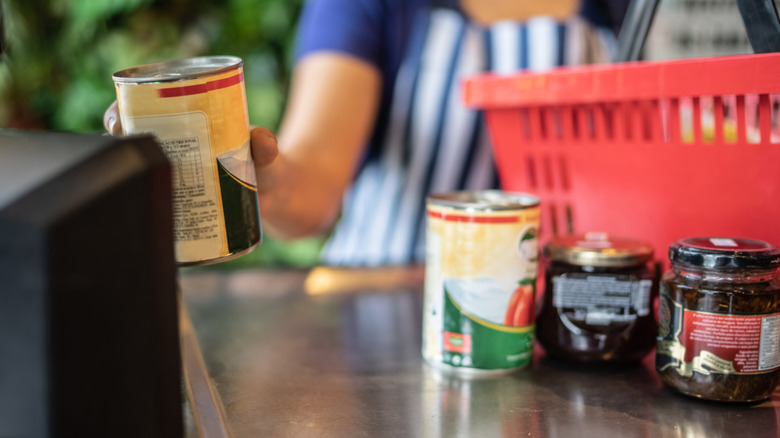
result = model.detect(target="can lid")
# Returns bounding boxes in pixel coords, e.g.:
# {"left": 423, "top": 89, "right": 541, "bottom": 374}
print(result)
{"left": 669, "top": 237, "right": 780, "bottom": 270}
{"left": 112, "top": 56, "right": 243, "bottom": 83}
{"left": 544, "top": 232, "right": 654, "bottom": 267}
{"left": 426, "top": 190, "right": 539, "bottom": 211}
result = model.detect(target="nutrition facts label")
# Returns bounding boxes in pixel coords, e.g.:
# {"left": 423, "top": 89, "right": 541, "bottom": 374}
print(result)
{"left": 760, "top": 315, "right": 780, "bottom": 371}
{"left": 682, "top": 311, "right": 780, "bottom": 373}
{"left": 162, "top": 137, "right": 205, "bottom": 189}
{"left": 160, "top": 136, "right": 221, "bottom": 242}
{"left": 552, "top": 274, "right": 653, "bottom": 325}
{"left": 124, "top": 111, "right": 226, "bottom": 262}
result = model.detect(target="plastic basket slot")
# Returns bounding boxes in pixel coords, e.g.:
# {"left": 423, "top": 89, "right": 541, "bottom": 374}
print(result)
{"left": 525, "top": 155, "right": 537, "bottom": 189}
{"left": 570, "top": 106, "right": 581, "bottom": 141}
{"left": 696, "top": 96, "right": 721, "bottom": 144}
{"left": 543, "top": 107, "right": 554, "bottom": 141}
{"left": 719, "top": 95, "right": 739, "bottom": 143}
{"left": 737, "top": 95, "right": 748, "bottom": 143}
{"left": 529, "top": 107, "right": 544, "bottom": 141}
{"left": 556, "top": 154, "right": 568, "bottom": 193}
{"left": 631, "top": 100, "right": 654, "bottom": 143}
{"left": 713, "top": 96, "right": 725, "bottom": 144}
{"left": 744, "top": 94, "right": 760, "bottom": 144}
{"left": 615, "top": 102, "right": 630, "bottom": 142}
{"left": 519, "top": 108, "right": 531, "bottom": 141}
{"left": 560, "top": 106, "right": 575, "bottom": 142}
{"left": 548, "top": 203, "right": 558, "bottom": 236}
{"left": 664, "top": 98, "right": 681, "bottom": 144}
{"left": 542, "top": 154, "right": 553, "bottom": 191}
{"left": 597, "top": 104, "right": 614, "bottom": 142}
{"left": 772, "top": 94, "right": 780, "bottom": 143}
{"left": 636, "top": 101, "right": 652, "bottom": 143}
{"left": 676, "top": 97, "right": 694, "bottom": 144}
{"left": 575, "top": 106, "right": 590, "bottom": 141}
{"left": 693, "top": 97, "right": 703, "bottom": 144}
{"left": 548, "top": 107, "right": 570, "bottom": 142}
{"left": 759, "top": 94, "right": 772, "bottom": 143}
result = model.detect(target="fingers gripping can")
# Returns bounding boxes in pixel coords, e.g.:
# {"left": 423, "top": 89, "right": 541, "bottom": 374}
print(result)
{"left": 113, "top": 56, "right": 261, "bottom": 266}
{"left": 423, "top": 190, "right": 541, "bottom": 374}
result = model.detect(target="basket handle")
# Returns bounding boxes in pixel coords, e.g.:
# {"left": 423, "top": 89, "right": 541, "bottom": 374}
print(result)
{"left": 737, "top": 0, "right": 780, "bottom": 53}
{"left": 614, "top": 0, "right": 780, "bottom": 62}
{"left": 614, "top": 0, "right": 659, "bottom": 63}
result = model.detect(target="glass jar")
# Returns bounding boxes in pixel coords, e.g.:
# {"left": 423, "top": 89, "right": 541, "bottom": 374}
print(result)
{"left": 656, "top": 237, "right": 780, "bottom": 402}
{"left": 536, "top": 232, "right": 658, "bottom": 364}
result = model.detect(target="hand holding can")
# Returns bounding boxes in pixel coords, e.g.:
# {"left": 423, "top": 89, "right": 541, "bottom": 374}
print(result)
{"left": 113, "top": 56, "right": 262, "bottom": 266}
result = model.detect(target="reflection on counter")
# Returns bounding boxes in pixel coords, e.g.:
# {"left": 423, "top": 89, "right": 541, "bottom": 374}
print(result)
{"left": 304, "top": 265, "right": 425, "bottom": 295}
{"left": 180, "top": 268, "right": 780, "bottom": 438}
{"left": 340, "top": 290, "right": 422, "bottom": 372}
{"left": 422, "top": 364, "right": 540, "bottom": 437}
{"left": 422, "top": 351, "right": 780, "bottom": 438}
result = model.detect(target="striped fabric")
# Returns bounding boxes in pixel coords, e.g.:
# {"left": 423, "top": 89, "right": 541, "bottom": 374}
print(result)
{"left": 320, "top": 8, "right": 615, "bottom": 266}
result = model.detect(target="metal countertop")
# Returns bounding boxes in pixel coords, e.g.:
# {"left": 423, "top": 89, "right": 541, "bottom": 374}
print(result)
{"left": 179, "top": 267, "right": 780, "bottom": 438}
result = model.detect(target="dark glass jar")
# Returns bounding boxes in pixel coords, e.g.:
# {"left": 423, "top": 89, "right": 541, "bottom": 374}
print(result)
{"left": 656, "top": 237, "right": 780, "bottom": 402}
{"left": 536, "top": 233, "right": 658, "bottom": 364}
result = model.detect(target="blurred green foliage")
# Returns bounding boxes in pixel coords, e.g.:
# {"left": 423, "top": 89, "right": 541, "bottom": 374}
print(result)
{"left": 0, "top": 0, "right": 327, "bottom": 268}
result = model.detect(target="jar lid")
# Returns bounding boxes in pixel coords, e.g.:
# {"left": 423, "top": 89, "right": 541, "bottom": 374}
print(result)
{"left": 544, "top": 232, "right": 654, "bottom": 267}
{"left": 669, "top": 237, "right": 780, "bottom": 270}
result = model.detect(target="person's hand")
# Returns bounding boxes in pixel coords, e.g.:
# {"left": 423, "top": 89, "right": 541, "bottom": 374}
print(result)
{"left": 103, "top": 101, "right": 122, "bottom": 135}
{"left": 249, "top": 126, "right": 279, "bottom": 194}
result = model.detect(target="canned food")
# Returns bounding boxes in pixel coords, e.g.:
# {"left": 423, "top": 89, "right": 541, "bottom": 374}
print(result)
{"left": 422, "top": 190, "right": 540, "bottom": 374}
{"left": 657, "top": 237, "right": 780, "bottom": 402}
{"left": 113, "top": 56, "right": 261, "bottom": 266}
{"left": 536, "top": 232, "right": 657, "bottom": 364}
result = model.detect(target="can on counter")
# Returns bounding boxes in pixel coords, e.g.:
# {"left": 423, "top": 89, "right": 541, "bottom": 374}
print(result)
{"left": 113, "top": 56, "right": 261, "bottom": 266}
{"left": 422, "top": 190, "right": 541, "bottom": 374}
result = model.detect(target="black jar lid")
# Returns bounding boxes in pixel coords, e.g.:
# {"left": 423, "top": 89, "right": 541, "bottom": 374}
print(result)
{"left": 544, "top": 232, "right": 654, "bottom": 267}
{"left": 669, "top": 237, "right": 780, "bottom": 270}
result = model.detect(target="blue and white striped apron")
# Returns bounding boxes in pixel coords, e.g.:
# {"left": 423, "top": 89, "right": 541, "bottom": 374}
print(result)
{"left": 321, "top": 8, "right": 615, "bottom": 266}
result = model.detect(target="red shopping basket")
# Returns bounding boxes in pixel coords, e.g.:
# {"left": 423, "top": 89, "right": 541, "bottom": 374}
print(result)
{"left": 463, "top": 52, "right": 780, "bottom": 263}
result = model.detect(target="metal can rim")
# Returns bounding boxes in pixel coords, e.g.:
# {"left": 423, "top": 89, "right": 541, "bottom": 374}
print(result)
{"left": 112, "top": 56, "right": 243, "bottom": 84}
{"left": 426, "top": 190, "right": 540, "bottom": 211}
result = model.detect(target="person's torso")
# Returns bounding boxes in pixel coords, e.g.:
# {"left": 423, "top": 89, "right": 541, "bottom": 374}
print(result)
{"left": 321, "top": 3, "right": 616, "bottom": 266}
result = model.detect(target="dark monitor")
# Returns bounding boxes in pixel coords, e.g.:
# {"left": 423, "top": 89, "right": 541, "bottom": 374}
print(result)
{"left": 0, "top": 130, "right": 182, "bottom": 437}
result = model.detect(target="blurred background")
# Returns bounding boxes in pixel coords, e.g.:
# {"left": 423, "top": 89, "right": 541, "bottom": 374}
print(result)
{"left": 0, "top": 0, "right": 762, "bottom": 269}
{"left": 0, "top": 0, "right": 325, "bottom": 269}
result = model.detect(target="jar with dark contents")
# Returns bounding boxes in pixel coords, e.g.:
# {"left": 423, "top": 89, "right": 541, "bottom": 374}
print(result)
{"left": 656, "top": 237, "right": 780, "bottom": 403}
{"left": 536, "top": 232, "right": 658, "bottom": 364}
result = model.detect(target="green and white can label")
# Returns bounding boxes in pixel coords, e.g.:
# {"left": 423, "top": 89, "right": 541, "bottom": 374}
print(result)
{"left": 422, "top": 191, "right": 540, "bottom": 373}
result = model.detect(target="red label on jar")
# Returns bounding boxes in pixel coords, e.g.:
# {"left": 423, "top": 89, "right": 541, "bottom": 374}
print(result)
{"left": 681, "top": 311, "right": 780, "bottom": 373}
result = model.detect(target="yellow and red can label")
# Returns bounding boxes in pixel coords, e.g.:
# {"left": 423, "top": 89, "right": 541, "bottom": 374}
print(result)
{"left": 423, "top": 191, "right": 540, "bottom": 372}
{"left": 114, "top": 57, "right": 261, "bottom": 266}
